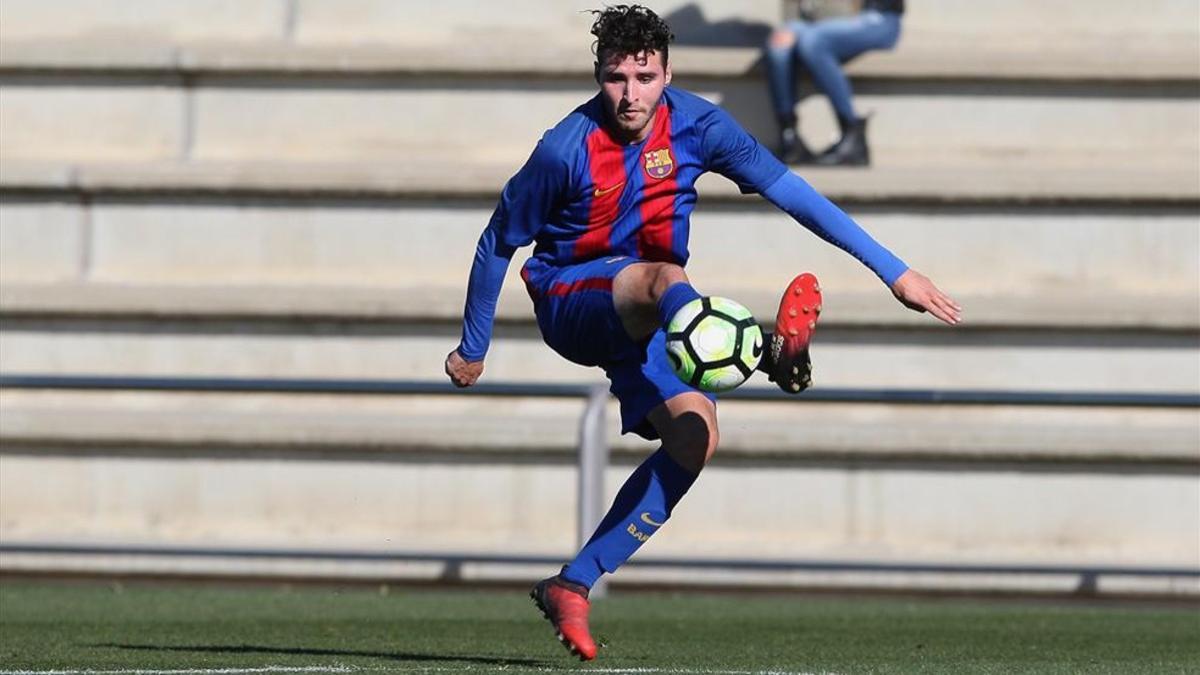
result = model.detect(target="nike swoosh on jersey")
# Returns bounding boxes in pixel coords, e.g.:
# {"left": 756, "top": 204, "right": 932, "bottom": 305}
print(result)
{"left": 593, "top": 181, "right": 626, "bottom": 197}
{"left": 640, "top": 512, "right": 665, "bottom": 527}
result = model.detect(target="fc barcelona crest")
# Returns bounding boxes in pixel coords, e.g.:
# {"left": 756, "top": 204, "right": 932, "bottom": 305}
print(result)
{"left": 643, "top": 147, "right": 674, "bottom": 179}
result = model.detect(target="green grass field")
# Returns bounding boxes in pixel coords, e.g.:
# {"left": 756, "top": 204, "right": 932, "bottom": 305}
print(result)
{"left": 1, "top": 581, "right": 1197, "bottom": 674}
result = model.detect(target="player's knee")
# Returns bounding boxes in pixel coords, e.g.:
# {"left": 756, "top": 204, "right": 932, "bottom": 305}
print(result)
{"left": 651, "top": 263, "right": 688, "bottom": 297}
{"left": 651, "top": 393, "right": 718, "bottom": 472}
{"left": 662, "top": 408, "right": 718, "bottom": 472}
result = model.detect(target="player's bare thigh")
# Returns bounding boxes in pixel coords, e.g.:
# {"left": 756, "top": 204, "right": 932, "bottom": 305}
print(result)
{"left": 647, "top": 392, "right": 719, "bottom": 474}
{"left": 612, "top": 261, "right": 689, "bottom": 341}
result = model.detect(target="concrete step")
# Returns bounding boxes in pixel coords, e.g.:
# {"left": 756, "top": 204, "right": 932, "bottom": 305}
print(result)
{"left": 2, "top": 312, "right": 1198, "bottom": 394}
{"left": 2, "top": 390, "right": 1196, "bottom": 465}
{"left": 3, "top": 36, "right": 1198, "bottom": 84}
{"left": 4, "top": 160, "right": 1199, "bottom": 204}
{"left": 3, "top": 71, "right": 1195, "bottom": 167}
{"left": 4, "top": 161, "right": 1198, "bottom": 219}
{"left": 2, "top": 455, "right": 1196, "bottom": 587}
{"left": 3, "top": 0, "right": 1197, "bottom": 168}
{"left": 2, "top": 390, "right": 1196, "bottom": 570}
{"left": 3, "top": 180, "right": 1197, "bottom": 326}
{"left": 3, "top": 281, "right": 1198, "bottom": 332}
{"left": 2, "top": 0, "right": 1195, "bottom": 81}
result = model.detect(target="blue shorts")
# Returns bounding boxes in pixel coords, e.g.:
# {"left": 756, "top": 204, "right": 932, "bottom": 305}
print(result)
{"left": 520, "top": 255, "right": 715, "bottom": 440}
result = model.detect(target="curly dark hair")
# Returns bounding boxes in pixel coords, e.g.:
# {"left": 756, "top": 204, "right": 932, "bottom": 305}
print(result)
{"left": 589, "top": 4, "right": 674, "bottom": 64}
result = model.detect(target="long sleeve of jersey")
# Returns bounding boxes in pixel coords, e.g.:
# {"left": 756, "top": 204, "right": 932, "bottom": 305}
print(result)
{"left": 456, "top": 140, "right": 569, "bottom": 361}
{"left": 457, "top": 226, "right": 516, "bottom": 362}
{"left": 698, "top": 106, "right": 907, "bottom": 286}
{"left": 760, "top": 170, "right": 909, "bottom": 286}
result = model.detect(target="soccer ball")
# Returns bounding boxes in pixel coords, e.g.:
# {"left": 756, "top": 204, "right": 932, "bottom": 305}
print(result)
{"left": 665, "top": 297, "right": 763, "bottom": 393}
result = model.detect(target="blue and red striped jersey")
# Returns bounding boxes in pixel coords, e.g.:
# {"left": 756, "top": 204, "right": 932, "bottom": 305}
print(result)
{"left": 493, "top": 87, "right": 785, "bottom": 267}
{"left": 457, "top": 87, "right": 908, "bottom": 361}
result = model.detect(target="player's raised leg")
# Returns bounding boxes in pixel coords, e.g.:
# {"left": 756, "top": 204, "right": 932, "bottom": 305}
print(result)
{"left": 616, "top": 262, "right": 824, "bottom": 395}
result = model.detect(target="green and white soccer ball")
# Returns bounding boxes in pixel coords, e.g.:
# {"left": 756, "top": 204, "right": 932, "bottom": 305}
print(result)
{"left": 665, "top": 297, "right": 763, "bottom": 393}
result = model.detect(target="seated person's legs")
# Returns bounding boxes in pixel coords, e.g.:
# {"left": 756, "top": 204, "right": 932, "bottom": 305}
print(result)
{"left": 796, "top": 12, "right": 902, "bottom": 165}
{"left": 797, "top": 13, "right": 901, "bottom": 123}
{"left": 763, "top": 21, "right": 817, "bottom": 163}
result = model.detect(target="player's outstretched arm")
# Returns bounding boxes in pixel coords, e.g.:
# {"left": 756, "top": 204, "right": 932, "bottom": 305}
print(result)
{"left": 891, "top": 268, "right": 962, "bottom": 326}
{"left": 756, "top": 171, "right": 962, "bottom": 326}
{"left": 445, "top": 349, "right": 484, "bottom": 388}
{"left": 698, "top": 104, "right": 963, "bottom": 328}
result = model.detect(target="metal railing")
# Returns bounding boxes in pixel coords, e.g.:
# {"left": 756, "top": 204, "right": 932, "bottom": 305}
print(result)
{"left": 2, "top": 373, "right": 1198, "bottom": 598}
{"left": 3, "top": 374, "right": 1198, "bottom": 407}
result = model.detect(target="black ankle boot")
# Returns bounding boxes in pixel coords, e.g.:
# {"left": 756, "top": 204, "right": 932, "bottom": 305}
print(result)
{"left": 815, "top": 116, "right": 870, "bottom": 167}
{"left": 777, "top": 117, "right": 816, "bottom": 165}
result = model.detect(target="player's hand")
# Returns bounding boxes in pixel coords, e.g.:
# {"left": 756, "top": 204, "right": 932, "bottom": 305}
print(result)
{"left": 445, "top": 349, "right": 484, "bottom": 388}
{"left": 890, "top": 269, "right": 962, "bottom": 326}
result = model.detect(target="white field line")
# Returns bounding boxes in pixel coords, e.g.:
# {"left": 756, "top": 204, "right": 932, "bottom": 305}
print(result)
{"left": 0, "top": 662, "right": 840, "bottom": 667}
{"left": 0, "top": 668, "right": 358, "bottom": 675}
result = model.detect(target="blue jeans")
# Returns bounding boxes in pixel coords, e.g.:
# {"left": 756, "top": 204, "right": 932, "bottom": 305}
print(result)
{"left": 764, "top": 11, "right": 902, "bottom": 124}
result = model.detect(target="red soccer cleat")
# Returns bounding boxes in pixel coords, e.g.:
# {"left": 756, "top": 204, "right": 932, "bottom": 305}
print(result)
{"left": 760, "top": 272, "right": 822, "bottom": 393}
{"left": 530, "top": 573, "right": 598, "bottom": 661}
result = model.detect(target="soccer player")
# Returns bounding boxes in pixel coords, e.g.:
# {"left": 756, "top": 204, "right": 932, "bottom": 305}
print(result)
{"left": 445, "top": 4, "right": 961, "bottom": 661}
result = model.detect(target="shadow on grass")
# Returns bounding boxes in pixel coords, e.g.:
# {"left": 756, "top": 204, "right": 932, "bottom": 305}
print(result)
{"left": 95, "top": 643, "right": 551, "bottom": 668}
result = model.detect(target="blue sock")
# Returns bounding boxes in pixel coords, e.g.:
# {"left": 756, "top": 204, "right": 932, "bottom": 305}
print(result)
{"left": 561, "top": 447, "right": 698, "bottom": 589}
{"left": 657, "top": 282, "right": 702, "bottom": 327}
